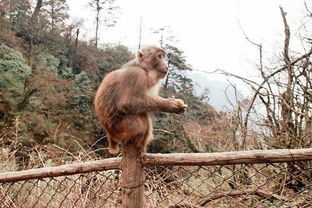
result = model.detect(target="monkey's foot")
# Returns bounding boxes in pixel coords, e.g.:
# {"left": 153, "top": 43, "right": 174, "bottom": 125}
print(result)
{"left": 108, "top": 144, "right": 119, "bottom": 154}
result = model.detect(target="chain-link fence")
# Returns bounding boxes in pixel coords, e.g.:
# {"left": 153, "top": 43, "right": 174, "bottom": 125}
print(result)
{"left": 0, "top": 149, "right": 311, "bottom": 207}
{"left": 145, "top": 162, "right": 312, "bottom": 208}
{"left": 0, "top": 170, "right": 121, "bottom": 208}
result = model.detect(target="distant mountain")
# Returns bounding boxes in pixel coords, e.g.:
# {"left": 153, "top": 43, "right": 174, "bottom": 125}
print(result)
{"left": 186, "top": 71, "right": 244, "bottom": 111}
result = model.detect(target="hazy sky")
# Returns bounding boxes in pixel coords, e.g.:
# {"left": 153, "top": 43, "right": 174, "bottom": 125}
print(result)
{"left": 67, "top": 0, "right": 308, "bottom": 90}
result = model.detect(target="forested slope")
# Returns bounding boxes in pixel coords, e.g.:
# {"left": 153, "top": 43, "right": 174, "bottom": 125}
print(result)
{"left": 0, "top": 0, "right": 234, "bottom": 170}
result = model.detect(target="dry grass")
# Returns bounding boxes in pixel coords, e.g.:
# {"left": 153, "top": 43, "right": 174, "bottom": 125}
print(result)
{"left": 1, "top": 117, "right": 312, "bottom": 207}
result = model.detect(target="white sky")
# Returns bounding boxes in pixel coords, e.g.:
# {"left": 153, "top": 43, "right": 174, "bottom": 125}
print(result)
{"left": 67, "top": 0, "right": 309, "bottom": 94}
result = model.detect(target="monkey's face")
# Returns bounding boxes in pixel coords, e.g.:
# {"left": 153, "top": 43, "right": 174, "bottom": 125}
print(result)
{"left": 137, "top": 46, "right": 168, "bottom": 77}
{"left": 152, "top": 51, "right": 168, "bottom": 77}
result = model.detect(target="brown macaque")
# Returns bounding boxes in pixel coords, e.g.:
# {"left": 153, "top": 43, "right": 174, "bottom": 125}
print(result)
{"left": 94, "top": 46, "right": 187, "bottom": 154}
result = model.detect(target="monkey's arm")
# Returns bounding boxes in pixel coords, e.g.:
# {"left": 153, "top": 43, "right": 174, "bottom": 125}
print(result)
{"left": 117, "top": 68, "right": 186, "bottom": 114}
{"left": 118, "top": 95, "right": 186, "bottom": 114}
{"left": 148, "top": 96, "right": 187, "bottom": 113}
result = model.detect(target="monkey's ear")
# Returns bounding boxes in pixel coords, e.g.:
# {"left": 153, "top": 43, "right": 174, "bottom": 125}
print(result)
{"left": 137, "top": 51, "right": 144, "bottom": 62}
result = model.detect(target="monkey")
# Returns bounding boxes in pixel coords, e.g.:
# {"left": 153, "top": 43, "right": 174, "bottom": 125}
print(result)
{"left": 94, "top": 46, "right": 187, "bottom": 154}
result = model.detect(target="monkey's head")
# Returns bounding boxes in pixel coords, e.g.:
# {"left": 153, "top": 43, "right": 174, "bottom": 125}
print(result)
{"left": 137, "top": 46, "right": 168, "bottom": 77}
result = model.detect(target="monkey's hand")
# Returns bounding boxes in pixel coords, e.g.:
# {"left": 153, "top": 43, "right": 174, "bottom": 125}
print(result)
{"left": 170, "top": 99, "right": 187, "bottom": 114}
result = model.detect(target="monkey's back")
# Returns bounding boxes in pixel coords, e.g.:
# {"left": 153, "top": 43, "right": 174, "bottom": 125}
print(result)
{"left": 94, "top": 67, "right": 150, "bottom": 142}
{"left": 94, "top": 69, "right": 123, "bottom": 129}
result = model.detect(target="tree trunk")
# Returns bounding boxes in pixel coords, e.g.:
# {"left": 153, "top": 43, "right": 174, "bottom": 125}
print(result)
{"left": 29, "top": 0, "right": 43, "bottom": 66}
{"left": 138, "top": 16, "right": 142, "bottom": 50}
{"left": 280, "top": 7, "right": 295, "bottom": 148}
{"left": 31, "top": 0, "right": 43, "bottom": 23}
{"left": 74, "top": 28, "right": 79, "bottom": 56}
{"left": 70, "top": 27, "right": 80, "bottom": 68}
{"left": 95, "top": 0, "right": 100, "bottom": 48}
{"left": 9, "top": 0, "right": 12, "bottom": 25}
{"left": 163, "top": 60, "right": 171, "bottom": 92}
{"left": 51, "top": 0, "right": 55, "bottom": 30}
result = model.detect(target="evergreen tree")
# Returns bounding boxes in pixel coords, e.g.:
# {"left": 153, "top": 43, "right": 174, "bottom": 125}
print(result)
{"left": 0, "top": 44, "right": 31, "bottom": 98}
{"left": 163, "top": 44, "right": 193, "bottom": 94}
{"left": 72, "top": 71, "right": 92, "bottom": 113}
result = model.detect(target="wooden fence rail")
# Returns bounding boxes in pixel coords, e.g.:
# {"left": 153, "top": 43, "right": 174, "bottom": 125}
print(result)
{"left": 143, "top": 148, "right": 312, "bottom": 166}
{"left": 0, "top": 147, "right": 312, "bottom": 207}
{"left": 0, "top": 157, "right": 121, "bottom": 183}
{"left": 1, "top": 148, "right": 312, "bottom": 183}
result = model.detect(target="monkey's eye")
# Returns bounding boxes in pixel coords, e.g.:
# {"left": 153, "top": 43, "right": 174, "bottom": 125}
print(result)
{"left": 158, "top": 54, "right": 162, "bottom": 59}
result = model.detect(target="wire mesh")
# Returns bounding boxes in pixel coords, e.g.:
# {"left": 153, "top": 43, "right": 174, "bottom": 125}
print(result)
{"left": 0, "top": 161, "right": 311, "bottom": 207}
{"left": 144, "top": 162, "right": 312, "bottom": 208}
{"left": 0, "top": 170, "right": 121, "bottom": 208}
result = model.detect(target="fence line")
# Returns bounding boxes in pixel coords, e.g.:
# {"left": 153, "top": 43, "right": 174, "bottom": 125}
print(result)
{"left": 1, "top": 148, "right": 312, "bottom": 183}
{"left": 143, "top": 148, "right": 312, "bottom": 166}
{"left": 0, "top": 157, "right": 121, "bottom": 183}
{"left": 0, "top": 148, "right": 312, "bottom": 207}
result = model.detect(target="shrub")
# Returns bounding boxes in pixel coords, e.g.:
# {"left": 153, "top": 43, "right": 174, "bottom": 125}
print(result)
{"left": 37, "top": 53, "right": 60, "bottom": 73}
{"left": 0, "top": 44, "right": 31, "bottom": 98}
{"left": 59, "top": 65, "right": 73, "bottom": 79}
{"left": 71, "top": 71, "right": 92, "bottom": 113}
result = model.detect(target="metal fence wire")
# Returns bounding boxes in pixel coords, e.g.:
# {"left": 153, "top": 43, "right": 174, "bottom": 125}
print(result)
{"left": 0, "top": 170, "right": 121, "bottom": 208}
{"left": 145, "top": 162, "right": 312, "bottom": 208}
{"left": 0, "top": 161, "right": 311, "bottom": 208}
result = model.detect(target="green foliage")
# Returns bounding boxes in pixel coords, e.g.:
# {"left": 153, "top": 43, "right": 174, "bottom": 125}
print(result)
{"left": 38, "top": 53, "right": 73, "bottom": 79}
{"left": 99, "top": 45, "right": 134, "bottom": 75}
{"left": 37, "top": 53, "right": 60, "bottom": 73}
{"left": 72, "top": 43, "right": 133, "bottom": 83}
{"left": 68, "top": 71, "right": 93, "bottom": 114}
{"left": 74, "top": 71, "right": 92, "bottom": 88}
{"left": 162, "top": 44, "right": 193, "bottom": 94}
{"left": 69, "top": 71, "right": 97, "bottom": 135}
{"left": 0, "top": 44, "right": 31, "bottom": 98}
{"left": 59, "top": 65, "right": 73, "bottom": 79}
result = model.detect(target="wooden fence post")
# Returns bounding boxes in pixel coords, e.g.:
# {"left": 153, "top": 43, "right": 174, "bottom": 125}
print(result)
{"left": 121, "top": 143, "right": 144, "bottom": 208}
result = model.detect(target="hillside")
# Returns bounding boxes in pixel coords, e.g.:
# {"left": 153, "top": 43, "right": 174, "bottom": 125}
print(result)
{"left": 0, "top": 1, "right": 237, "bottom": 170}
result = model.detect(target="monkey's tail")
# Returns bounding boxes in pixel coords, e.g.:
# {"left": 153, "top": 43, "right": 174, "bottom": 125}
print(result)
{"left": 108, "top": 139, "right": 119, "bottom": 154}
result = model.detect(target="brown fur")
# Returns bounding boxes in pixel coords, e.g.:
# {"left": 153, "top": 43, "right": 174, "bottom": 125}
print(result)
{"left": 94, "top": 46, "right": 187, "bottom": 154}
